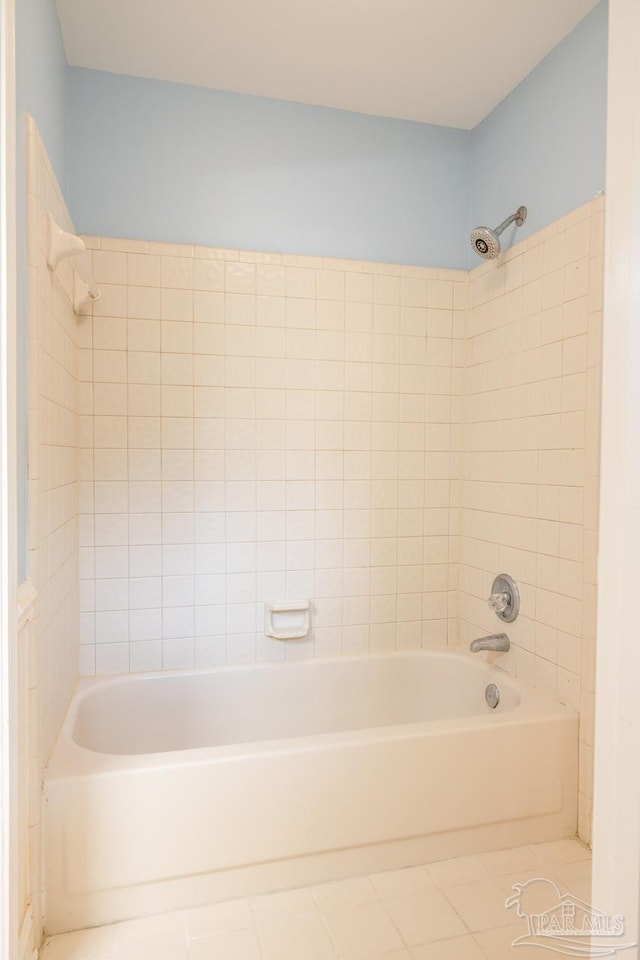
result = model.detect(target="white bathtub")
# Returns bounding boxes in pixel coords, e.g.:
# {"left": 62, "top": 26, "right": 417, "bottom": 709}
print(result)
{"left": 44, "top": 651, "right": 578, "bottom": 933}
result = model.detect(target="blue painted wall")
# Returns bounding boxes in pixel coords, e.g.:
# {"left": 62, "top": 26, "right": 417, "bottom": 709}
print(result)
{"left": 67, "top": 2, "right": 608, "bottom": 270}
{"left": 68, "top": 70, "right": 471, "bottom": 268}
{"left": 16, "top": 0, "right": 68, "bottom": 185}
{"left": 470, "top": 1, "right": 608, "bottom": 251}
{"left": 16, "top": 0, "right": 69, "bottom": 578}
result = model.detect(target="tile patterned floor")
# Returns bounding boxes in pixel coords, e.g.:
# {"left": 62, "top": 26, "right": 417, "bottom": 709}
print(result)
{"left": 40, "top": 839, "right": 591, "bottom": 960}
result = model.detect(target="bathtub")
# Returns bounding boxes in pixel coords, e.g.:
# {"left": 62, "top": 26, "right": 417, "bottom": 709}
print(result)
{"left": 44, "top": 651, "right": 578, "bottom": 933}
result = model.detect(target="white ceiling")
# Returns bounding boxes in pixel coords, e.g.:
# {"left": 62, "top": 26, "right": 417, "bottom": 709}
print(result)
{"left": 56, "top": 0, "right": 600, "bottom": 129}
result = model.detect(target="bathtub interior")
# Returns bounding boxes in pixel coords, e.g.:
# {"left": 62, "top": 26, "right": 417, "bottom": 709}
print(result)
{"left": 71, "top": 653, "right": 522, "bottom": 756}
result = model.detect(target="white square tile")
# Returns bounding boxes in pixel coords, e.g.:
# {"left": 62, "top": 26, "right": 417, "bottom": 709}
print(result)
{"left": 92, "top": 250, "right": 127, "bottom": 285}
{"left": 95, "top": 642, "right": 129, "bottom": 674}
{"left": 226, "top": 262, "right": 256, "bottom": 294}
{"left": 313, "top": 877, "right": 379, "bottom": 911}
{"left": 127, "top": 285, "right": 162, "bottom": 320}
{"left": 252, "top": 888, "right": 318, "bottom": 926}
{"left": 161, "top": 288, "right": 193, "bottom": 322}
{"left": 473, "top": 922, "right": 553, "bottom": 960}
{"left": 531, "top": 839, "right": 591, "bottom": 866}
{"left": 410, "top": 935, "right": 486, "bottom": 960}
{"left": 195, "top": 635, "right": 226, "bottom": 667}
{"left": 129, "top": 640, "right": 163, "bottom": 672}
{"left": 553, "top": 860, "right": 593, "bottom": 902}
{"left": 93, "top": 317, "right": 126, "bottom": 351}
{"left": 194, "top": 259, "right": 225, "bottom": 293}
{"left": 189, "top": 899, "right": 253, "bottom": 940}
{"left": 479, "top": 846, "right": 543, "bottom": 878}
{"left": 161, "top": 320, "right": 193, "bottom": 354}
{"left": 260, "top": 913, "right": 336, "bottom": 960}
{"left": 128, "top": 253, "right": 161, "bottom": 287}
{"left": 162, "top": 637, "right": 195, "bottom": 669}
{"left": 322, "top": 903, "right": 404, "bottom": 959}
{"left": 286, "top": 267, "right": 316, "bottom": 299}
{"left": 129, "top": 609, "right": 162, "bottom": 642}
{"left": 384, "top": 892, "right": 466, "bottom": 945}
{"left": 194, "top": 290, "right": 226, "bottom": 325}
{"left": 128, "top": 384, "right": 161, "bottom": 416}
{"left": 161, "top": 256, "right": 193, "bottom": 290}
{"left": 116, "top": 942, "right": 187, "bottom": 960}
{"left": 129, "top": 351, "right": 161, "bottom": 385}
{"left": 442, "top": 877, "right": 513, "bottom": 932}
{"left": 189, "top": 929, "right": 261, "bottom": 960}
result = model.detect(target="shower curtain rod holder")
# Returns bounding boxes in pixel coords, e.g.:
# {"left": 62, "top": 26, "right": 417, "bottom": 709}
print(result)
{"left": 46, "top": 212, "right": 85, "bottom": 270}
{"left": 47, "top": 213, "right": 101, "bottom": 313}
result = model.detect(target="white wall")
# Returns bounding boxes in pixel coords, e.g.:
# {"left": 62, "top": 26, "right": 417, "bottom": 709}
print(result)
{"left": 592, "top": 0, "right": 640, "bottom": 943}
{"left": 459, "top": 199, "right": 603, "bottom": 844}
{"left": 77, "top": 240, "right": 465, "bottom": 674}
{"left": 25, "top": 116, "right": 80, "bottom": 937}
{"left": 76, "top": 202, "right": 603, "bottom": 847}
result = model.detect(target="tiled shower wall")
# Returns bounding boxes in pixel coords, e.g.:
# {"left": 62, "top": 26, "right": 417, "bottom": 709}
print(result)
{"left": 458, "top": 197, "right": 603, "bottom": 842}
{"left": 78, "top": 242, "right": 465, "bottom": 674}
{"left": 29, "top": 100, "right": 601, "bottom": 845}
{"left": 26, "top": 117, "right": 81, "bottom": 935}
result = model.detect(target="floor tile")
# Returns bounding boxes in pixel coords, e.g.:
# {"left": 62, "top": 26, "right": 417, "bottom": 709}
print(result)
{"left": 498, "top": 868, "right": 566, "bottom": 912}
{"left": 312, "top": 876, "right": 380, "bottom": 910}
{"left": 322, "top": 902, "right": 405, "bottom": 959}
{"left": 554, "top": 859, "right": 593, "bottom": 902}
{"left": 410, "top": 934, "right": 487, "bottom": 960}
{"left": 443, "top": 877, "right": 514, "bottom": 932}
{"left": 38, "top": 843, "right": 591, "bottom": 960}
{"left": 116, "top": 942, "right": 187, "bottom": 960}
{"left": 369, "top": 866, "right": 434, "bottom": 900}
{"left": 370, "top": 953, "right": 412, "bottom": 960}
{"left": 474, "top": 921, "right": 558, "bottom": 959}
{"left": 188, "top": 899, "right": 253, "bottom": 939}
{"left": 384, "top": 893, "right": 467, "bottom": 945}
{"left": 478, "top": 846, "right": 543, "bottom": 878}
{"left": 252, "top": 887, "right": 318, "bottom": 927}
{"left": 188, "top": 928, "right": 262, "bottom": 960}
{"left": 530, "top": 838, "right": 591, "bottom": 865}
{"left": 260, "top": 912, "right": 336, "bottom": 959}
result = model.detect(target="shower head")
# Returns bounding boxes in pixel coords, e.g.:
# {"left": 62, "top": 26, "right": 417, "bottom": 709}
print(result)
{"left": 470, "top": 225, "right": 501, "bottom": 260}
{"left": 470, "top": 205, "right": 527, "bottom": 260}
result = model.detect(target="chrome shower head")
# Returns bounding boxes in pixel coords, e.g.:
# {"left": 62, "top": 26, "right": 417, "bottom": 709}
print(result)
{"left": 470, "top": 225, "right": 501, "bottom": 260}
{"left": 470, "top": 205, "right": 527, "bottom": 260}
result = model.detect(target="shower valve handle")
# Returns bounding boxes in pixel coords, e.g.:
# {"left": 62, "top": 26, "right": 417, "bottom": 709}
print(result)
{"left": 488, "top": 592, "right": 509, "bottom": 614}
{"left": 486, "top": 574, "right": 520, "bottom": 623}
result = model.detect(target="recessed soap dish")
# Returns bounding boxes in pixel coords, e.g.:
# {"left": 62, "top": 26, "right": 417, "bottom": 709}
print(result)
{"left": 265, "top": 600, "right": 310, "bottom": 641}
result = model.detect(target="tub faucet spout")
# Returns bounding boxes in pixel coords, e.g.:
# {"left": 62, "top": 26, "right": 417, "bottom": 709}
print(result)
{"left": 469, "top": 633, "right": 510, "bottom": 653}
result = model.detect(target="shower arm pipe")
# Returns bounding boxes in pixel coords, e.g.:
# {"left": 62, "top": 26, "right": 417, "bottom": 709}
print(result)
{"left": 494, "top": 207, "right": 527, "bottom": 238}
